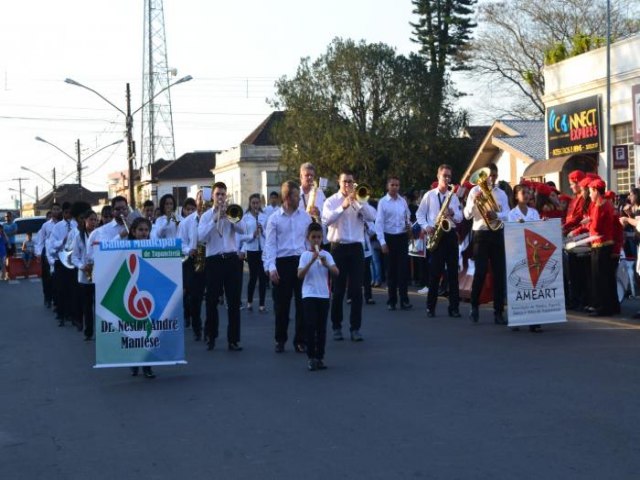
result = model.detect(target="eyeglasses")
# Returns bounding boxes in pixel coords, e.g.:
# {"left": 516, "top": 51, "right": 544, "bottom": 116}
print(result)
{"left": 341, "top": 180, "right": 355, "bottom": 184}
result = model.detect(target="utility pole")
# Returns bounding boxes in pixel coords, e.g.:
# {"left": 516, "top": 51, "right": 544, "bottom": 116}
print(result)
{"left": 76, "top": 139, "right": 82, "bottom": 191}
{"left": 126, "top": 83, "right": 136, "bottom": 209}
{"left": 12, "top": 177, "right": 28, "bottom": 217}
{"left": 52, "top": 167, "right": 57, "bottom": 202}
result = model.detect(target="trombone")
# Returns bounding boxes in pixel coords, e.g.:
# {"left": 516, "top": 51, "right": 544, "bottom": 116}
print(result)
{"left": 216, "top": 200, "right": 244, "bottom": 235}
{"left": 350, "top": 183, "right": 371, "bottom": 210}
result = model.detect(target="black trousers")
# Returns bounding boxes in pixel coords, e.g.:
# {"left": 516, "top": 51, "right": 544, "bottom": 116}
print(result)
{"left": 427, "top": 230, "right": 460, "bottom": 312}
{"left": 568, "top": 252, "right": 591, "bottom": 308}
{"left": 363, "top": 256, "right": 372, "bottom": 300}
{"left": 205, "top": 254, "right": 242, "bottom": 344}
{"left": 331, "top": 242, "right": 364, "bottom": 332}
{"left": 246, "top": 250, "right": 267, "bottom": 306}
{"left": 273, "top": 256, "right": 304, "bottom": 345}
{"left": 41, "top": 250, "right": 53, "bottom": 304}
{"left": 184, "top": 257, "right": 206, "bottom": 335}
{"left": 54, "top": 260, "right": 78, "bottom": 320}
{"left": 78, "top": 283, "right": 95, "bottom": 338}
{"left": 384, "top": 233, "right": 410, "bottom": 306}
{"left": 590, "top": 245, "right": 618, "bottom": 315}
{"left": 471, "top": 230, "right": 505, "bottom": 312}
{"left": 303, "top": 297, "right": 330, "bottom": 360}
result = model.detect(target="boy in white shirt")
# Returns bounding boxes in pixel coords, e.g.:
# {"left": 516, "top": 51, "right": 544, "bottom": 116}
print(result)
{"left": 298, "top": 223, "right": 339, "bottom": 371}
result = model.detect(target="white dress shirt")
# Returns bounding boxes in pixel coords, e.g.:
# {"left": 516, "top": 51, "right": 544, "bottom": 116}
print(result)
{"left": 416, "top": 188, "right": 463, "bottom": 230}
{"left": 35, "top": 219, "right": 57, "bottom": 256}
{"left": 263, "top": 205, "right": 279, "bottom": 220}
{"left": 197, "top": 206, "right": 247, "bottom": 257}
{"left": 94, "top": 218, "right": 128, "bottom": 243}
{"left": 151, "top": 214, "right": 180, "bottom": 239}
{"left": 463, "top": 185, "right": 510, "bottom": 231}
{"left": 241, "top": 211, "right": 268, "bottom": 253}
{"left": 263, "top": 207, "right": 312, "bottom": 273}
{"left": 71, "top": 231, "right": 93, "bottom": 284}
{"left": 322, "top": 192, "right": 376, "bottom": 244}
{"left": 47, "top": 218, "right": 78, "bottom": 259}
{"left": 375, "top": 193, "right": 411, "bottom": 245}
{"left": 298, "top": 249, "right": 336, "bottom": 299}
{"left": 178, "top": 211, "right": 200, "bottom": 256}
{"left": 508, "top": 206, "right": 540, "bottom": 223}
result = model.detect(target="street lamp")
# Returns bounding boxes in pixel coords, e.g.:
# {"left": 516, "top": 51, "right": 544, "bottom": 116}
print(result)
{"left": 21, "top": 166, "right": 57, "bottom": 201}
{"left": 34, "top": 136, "right": 123, "bottom": 190}
{"left": 64, "top": 75, "right": 193, "bottom": 208}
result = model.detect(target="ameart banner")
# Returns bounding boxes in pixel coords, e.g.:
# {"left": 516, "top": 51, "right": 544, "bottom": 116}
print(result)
{"left": 94, "top": 238, "right": 186, "bottom": 368}
{"left": 504, "top": 219, "right": 567, "bottom": 326}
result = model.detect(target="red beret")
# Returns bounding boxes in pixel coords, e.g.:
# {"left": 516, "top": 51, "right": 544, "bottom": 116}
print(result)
{"left": 520, "top": 179, "right": 532, "bottom": 187}
{"left": 535, "top": 184, "right": 553, "bottom": 196}
{"left": 568, "top": 170, "right": 585, "bottom": 183}
{"left": 578, "top": 177, "right": 592, "bottom": 188}
{"left": 559, "top": 194, "right": 572, "bottom": 203}
{"left": 604, "top": 190, "right": 616, "bottom": 200}
{"left": 589, "top": 178, "right": 606, "bottom": 190}
{"left": 431, "top": 180, "right": 438, "bottom": 189}
{"left": 585, "top": 172, "right": 600, "bottom": 180}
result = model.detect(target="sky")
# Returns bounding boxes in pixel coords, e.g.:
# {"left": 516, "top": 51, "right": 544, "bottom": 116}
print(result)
{"left": 0, "top": 0, "right": 488, "bottom": 210}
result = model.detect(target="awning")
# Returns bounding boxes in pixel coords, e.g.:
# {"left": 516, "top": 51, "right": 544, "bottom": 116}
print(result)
{"left": 522, "top": 155, "right": 573, "bottom": 178}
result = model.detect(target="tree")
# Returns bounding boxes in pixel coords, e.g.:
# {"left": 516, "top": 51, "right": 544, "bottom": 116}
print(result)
{"left": 471, "top": 0, "right": 640, "bottom": 119}
{"left": 410, "top": 0, "right": 477, "bottom": 140}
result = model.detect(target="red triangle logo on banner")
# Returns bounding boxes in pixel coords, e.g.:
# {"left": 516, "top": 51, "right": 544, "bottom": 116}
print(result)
{"left": 524, "top": 228, "right": 556, "bottom": 289}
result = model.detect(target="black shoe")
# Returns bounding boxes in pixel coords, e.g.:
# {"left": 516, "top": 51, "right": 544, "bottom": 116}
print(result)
{"left": 308, "top": 359, "right": 317, "bottom": 371}
{"left": 333, "top": 329, "right": 344, "bottom": 341}
{"left": 228, "top": 342, "right": 243, "bottom": 351}
{"left": 294, "top": 343, "right": 306, "bottom": 353}
{"left": 130, "top": 367, "right": 139, "bottom": 377}
{"left": 346, "top": 298, "right": 352, "bottom": 304}
{"left": 350, "top": 330, "right": 364, "bottom": 342}
{"left": 143, "top": 367, "right": 156, "bottom": 379}
{"left": 365, "top": 298, "right": 376, "bottom": 305}
{"left": 193, "top": 332, "right": 202, "bottom": 342}
{"left": 316, "top": 359, "right": 327, "bottom": 370}
{"left": 448, "top": 307, "right": 461, "bottom": 318}
{"left": 426, "top": 309, "right": 435, "bottom": 318}
{"left": 470, "top": 308, "right": 479, "bottom": 323}
{"left": 206, "top": 339, "right": 215, "bottom": 351}
{"left": 275, "top": 343, "right": 285, "bottom": 353}
{"left": 529, "top": 325, "right": 543, "bottom": 333}
{"left": 387, "top": 304, "right": 397, "bottom": 311}
{"left": 494, "top": 312, "right": 506, "bottom": 325}
{"left": 400, "top": 302, "right": 413, "bottom": 311}
{"left": 84, "top": 334, "right": 92, "bottom": 341}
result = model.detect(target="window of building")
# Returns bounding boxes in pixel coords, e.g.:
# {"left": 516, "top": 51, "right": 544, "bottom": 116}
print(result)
{"left": 172, "top": 186, "right": 187, "bottom": 207}
{"left": 614, "top": 123, "right": 636, "bottom": 194}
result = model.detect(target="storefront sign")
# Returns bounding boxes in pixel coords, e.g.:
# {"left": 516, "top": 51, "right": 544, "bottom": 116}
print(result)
{"left": 633, "top": 84, "right": 640, "bottom": 145}
{"left": 546, "top": 96, "right": 602, "bottom": 158}
{"left": 613, "top": 144, "right": 629, "bottom": 170}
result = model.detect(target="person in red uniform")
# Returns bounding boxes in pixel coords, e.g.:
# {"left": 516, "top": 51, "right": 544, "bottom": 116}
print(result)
{"left": 563, "top": 170, "right": 589, "bottom": 310}
{"left": 578, "top": 179, "right": 618, "bottom": 316}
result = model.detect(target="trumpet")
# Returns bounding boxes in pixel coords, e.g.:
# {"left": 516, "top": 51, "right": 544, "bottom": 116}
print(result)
{"left": 469, "top": 167, "right": 503, "bottom": 231}
{"left": 216, "top": 200, "right": 244, "bottom": 234}
{"left": 168, "top": 212, "right": 179, "bottom": 225}
{"left": 119, "top": 214, "right": 130, "bottom": 235}
{"left": 350, "top": 183, "right": 371, "bottom": 210}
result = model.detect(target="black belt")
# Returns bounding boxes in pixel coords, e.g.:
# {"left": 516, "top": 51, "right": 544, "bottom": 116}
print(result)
{"left": 209, "top": 252, "right": 238, "bottom": 260}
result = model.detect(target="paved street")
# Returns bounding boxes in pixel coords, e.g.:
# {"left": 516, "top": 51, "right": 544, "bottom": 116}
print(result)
{"left": 1, "top": 278, "right": 640, "bottom": 480}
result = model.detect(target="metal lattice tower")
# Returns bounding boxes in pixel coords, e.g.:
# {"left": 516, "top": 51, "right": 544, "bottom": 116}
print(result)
{"left": 141, "top": 0, "right": 176, "bottom": 168}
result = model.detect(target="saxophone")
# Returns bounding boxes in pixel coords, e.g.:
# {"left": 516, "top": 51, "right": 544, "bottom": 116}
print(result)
{"left": 194, "top": 243, "right": 206, "bottom": 273}
{"left": 306, "top": 182, "right": 318, "bottom": 221}
{"left": 426, "top": 186, "right": 454, "bottom": 252}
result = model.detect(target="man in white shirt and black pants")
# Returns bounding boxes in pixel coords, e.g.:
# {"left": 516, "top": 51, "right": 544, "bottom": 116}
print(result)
{"left": 263, "top": 181, "right": 312, "bottom": 353}
{"left": 417, "top": 164, "right": 463, "bottom": 318}
{"left": 375, "top": 176, "right": 412, "bottom": 311}
{"left": 322, "top": 170, "right": 376, "bottom": 342}
{"left": 463, "top": 163, "right": 510, "bottom": 324}
{"left": 198, "top": 182, "right": 247, "bottom": 351}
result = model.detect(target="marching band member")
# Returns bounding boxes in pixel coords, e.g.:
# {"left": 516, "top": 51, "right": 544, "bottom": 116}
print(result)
{"left": 177, "top": 197, "right": 199, "bottom": 339}
{"left": 141, "top": 200, "right": 155, "bottom": 222}
{"left": 35, "top": 205, "right": 61, "bottom": 308}
{"left": 299, "top": 162, "right": 326, "bottom": 220}
{"left": 198, "top": 182, "right": 247, "bottom": 352}
{"left": 263, "top": 181, "right": 312, "bottom": 353}
{"left": 417, "top": 164, "right": 462, "bottom": 318}
{"left": 242, "top": 193, "right": 268, "bottom": 313}
{"left": 376, "top": 175, "right": 412, "bottom": 311}
{"left": 507, "top": 184, "right": 543, "bottom": 332}
{"left": 581, "top": 179, "right": 618, "bottom": 316}
{"left": 322, "top": 170, "right": 376, "bottom": 342}
{"left": 464, "top": 163, "right": 510, "bottom": 324}
{"left": 263, "top": 191, "right": 280, "bottom": 220}
{"left": 151, "top": 194, "right": 180, "bottom": 239}
{"left": 47, "top": 202, "right": 78, "bottom": 326}
{"left": 97, "top": 196, "right": 132, "bottom": 241}
{"left": 71, "top": 207, "right": 98, "bottom": 341}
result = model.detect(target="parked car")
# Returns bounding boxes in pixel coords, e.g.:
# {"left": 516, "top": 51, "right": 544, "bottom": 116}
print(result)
{"left": 1, "top": 216, "right": 47, "bottom": 257}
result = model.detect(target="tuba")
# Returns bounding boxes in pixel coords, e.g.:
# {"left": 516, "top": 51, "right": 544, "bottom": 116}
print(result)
{"left": 426, "top": 185, "right": 454, "bottom": 252}
{"left": 469, "top": 167, "right": 503, "bottom": 231}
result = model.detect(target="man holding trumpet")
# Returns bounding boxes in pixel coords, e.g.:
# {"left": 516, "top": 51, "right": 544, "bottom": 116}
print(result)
{"left": 322, "top": 170, "right": 376, "bottom": 342}
{"left": 198, "top": 182, "right": 247, "bottom": 352}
